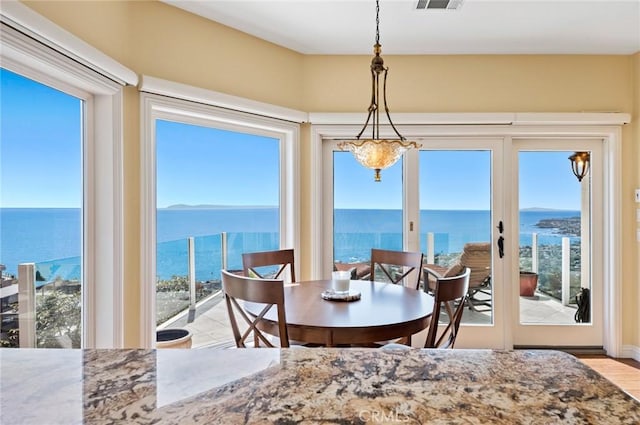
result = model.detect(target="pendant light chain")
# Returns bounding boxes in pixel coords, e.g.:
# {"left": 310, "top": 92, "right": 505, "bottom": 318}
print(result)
{"left": 373, "top": 0, "right": 381, "bottom": 141}
{"left": 376, "top": 0, "right": 380, "bottom": 45}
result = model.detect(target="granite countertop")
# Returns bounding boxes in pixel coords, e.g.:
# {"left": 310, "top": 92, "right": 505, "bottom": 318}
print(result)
{"left": 1, "top": 348, "right": 639, "bottom": 424}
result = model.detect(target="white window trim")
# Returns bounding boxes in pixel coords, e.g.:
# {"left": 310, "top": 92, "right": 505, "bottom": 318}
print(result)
{"left": 310, "top": 114, "right": 625, "bottom": 357}
{"left": 139, "top": 81, "right": 302, "bottom": 348}
{"left": 1, "top": 4, "right": 135, "bottom": 348}
{"left": 140, "top": 75, "right": 308, "bottom": 124}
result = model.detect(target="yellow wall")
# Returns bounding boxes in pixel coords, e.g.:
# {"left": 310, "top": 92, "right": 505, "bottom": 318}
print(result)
{"left": 23, "top": 0, "right": 639, "bottom": 349}
{"left": 23, "top": 1, "right": 305, "bottom": 108}
{"left": 301, "top": 55, "right": 632, "bottom": 113}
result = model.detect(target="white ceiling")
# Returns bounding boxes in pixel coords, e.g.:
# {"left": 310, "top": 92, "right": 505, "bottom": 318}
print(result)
{"left": 162, "top": 0, "right": 640, "bottom": 55}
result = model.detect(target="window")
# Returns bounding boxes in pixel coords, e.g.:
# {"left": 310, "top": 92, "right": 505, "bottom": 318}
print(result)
{"left": 1, "top": 68, "right": 84, "bottom": 348}
{"left": 1, "top": 3, "right": 134, "bottom": 347}
{"left": 140, "top": 86, "right": 300, "bottom": 347}
{"left": 155, "top": 120, "right": 280, "bottom": 328}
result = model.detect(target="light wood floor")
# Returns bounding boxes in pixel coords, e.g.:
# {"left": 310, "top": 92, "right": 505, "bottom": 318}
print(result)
{"left": 577, "top": 356, "right": 640, "bottom": 401}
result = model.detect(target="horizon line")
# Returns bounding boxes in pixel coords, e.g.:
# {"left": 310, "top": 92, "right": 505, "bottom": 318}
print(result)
{"left": 1, "top": 206, "right": 581, "bottom": 212}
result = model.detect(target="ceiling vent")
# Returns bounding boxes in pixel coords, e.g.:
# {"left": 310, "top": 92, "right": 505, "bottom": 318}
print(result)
{"left": 416, "top": 0, "right": 464, "bottom": 10}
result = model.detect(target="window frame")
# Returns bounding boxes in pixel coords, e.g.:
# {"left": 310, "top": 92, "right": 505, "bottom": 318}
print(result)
{"left": 1, "top": 3, "right": 134, "bottom": 348}
{"left": 139, "top": 84, "right": 301, "bottom": 348}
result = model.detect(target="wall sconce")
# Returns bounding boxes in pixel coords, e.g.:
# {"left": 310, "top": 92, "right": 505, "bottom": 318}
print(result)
{"left": 568, "top": 151, "right": 590, "bottom": 182}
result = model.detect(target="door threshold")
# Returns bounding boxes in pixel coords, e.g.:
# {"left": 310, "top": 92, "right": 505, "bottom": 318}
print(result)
{"left": 514, "top": 345, "right": 606, "bottom": 356}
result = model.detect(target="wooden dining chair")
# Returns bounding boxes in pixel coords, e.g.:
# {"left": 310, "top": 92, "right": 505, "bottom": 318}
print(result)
{"left": 364, "top": 248, "right": 424, "bottom": 346}
{"left": 368, "top": 248, "right": 424, "bottom": 289}
{"left": 242, "top": 248, "right": 296, "bottom": 282}
{"left": 221, "top": 269, "right": 290, "bottom": 348}
{"left": 423, "top": 267, "right": 470, "bottom": 349}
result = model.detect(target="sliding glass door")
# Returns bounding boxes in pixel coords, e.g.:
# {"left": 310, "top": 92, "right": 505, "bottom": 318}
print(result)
{"left": 319, "top": 126, "right": 611, "bottom": 351}
{"left": 416, "top": 138, "right": 505, "bottom": 348}
{"left": 324, "top": 137, "right": 506, "bottom": 348}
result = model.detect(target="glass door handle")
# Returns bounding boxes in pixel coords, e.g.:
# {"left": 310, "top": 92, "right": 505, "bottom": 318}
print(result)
{"left": 497, "top": 236, "right": 504, "bottom": 258}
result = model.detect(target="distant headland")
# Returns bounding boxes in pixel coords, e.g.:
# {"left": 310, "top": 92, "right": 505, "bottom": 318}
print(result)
{"left": 521, "top": 207, "right": 577, "bottom": 212}
{"left": 164, "top": 204, "right": 277, "bottom": 210}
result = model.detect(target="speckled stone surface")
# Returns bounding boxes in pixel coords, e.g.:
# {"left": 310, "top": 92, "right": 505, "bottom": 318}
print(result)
{"left": 2, "top": 348, "right": 639, "bottom": 424}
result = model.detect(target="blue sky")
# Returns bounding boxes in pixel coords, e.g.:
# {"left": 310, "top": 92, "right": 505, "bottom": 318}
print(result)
{"left": 156, "top": 120, "right": 280, "bottom": 208}
{"left": 1, "top": 68, "right": 82, "bottom": 208}
{"left": 519, "top": 151, "right": 581, "bottom": 210}
{"left": 2, "top": 68, "right": 581, "bottom": 210}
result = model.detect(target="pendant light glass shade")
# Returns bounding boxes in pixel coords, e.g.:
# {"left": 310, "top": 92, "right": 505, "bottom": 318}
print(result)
{"left": 339, "top": 139, "right": 418, "bottom": 182}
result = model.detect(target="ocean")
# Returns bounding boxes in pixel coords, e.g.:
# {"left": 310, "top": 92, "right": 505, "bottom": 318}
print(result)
{"left": 0, "top": 207, "right": 580, "bottom": 281}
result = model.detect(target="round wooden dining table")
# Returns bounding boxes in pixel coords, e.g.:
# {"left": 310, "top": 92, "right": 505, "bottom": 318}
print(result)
{"left": 245, "top": 279, "right": 435, "bottom": 347}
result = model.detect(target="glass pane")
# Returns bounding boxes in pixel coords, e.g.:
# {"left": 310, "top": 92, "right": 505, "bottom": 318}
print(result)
{"left": 519, "top": 151, "right": 589, "bottom": 324}
{"left": 1, "top": 68, "right": 83, "bottom": 348}
{"left": 419, "top": 150, "right": 493, "bottom": 325}
{"left": 155, "top": 120, "right": 280, "bottom": 344}
{"left": 333, "top": 151, "right": 402, "bottom": 279}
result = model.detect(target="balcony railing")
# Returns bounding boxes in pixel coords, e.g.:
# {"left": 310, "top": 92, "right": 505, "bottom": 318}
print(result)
{"left": 156, "top": 232, "right": 279, "bottom": 326}
{"left": 1, "top": 259, "right": 82, "bottom": 348}
{"left": 3, "top": 228, "right": 584, "bottom": 347}
{"left": 422, "top": 231, "right": 582, "bottom": 306}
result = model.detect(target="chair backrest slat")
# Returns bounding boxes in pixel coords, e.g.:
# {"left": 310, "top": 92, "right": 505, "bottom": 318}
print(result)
{"left": 370, "top": 248, "right": 424, "bottom": 289}
{"left": 242, "top": 249, "right": 296, "bottom": 282}
{"left": 221, "top": 269, "right": 290, "bottom": 348}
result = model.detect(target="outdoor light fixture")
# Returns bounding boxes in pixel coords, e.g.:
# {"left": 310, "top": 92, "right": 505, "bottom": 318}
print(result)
{"left": 337, "top": 0, "right": 420, "bottom": 182}
{"left": 568, "top": 151, "right": 590, "bottom": 182}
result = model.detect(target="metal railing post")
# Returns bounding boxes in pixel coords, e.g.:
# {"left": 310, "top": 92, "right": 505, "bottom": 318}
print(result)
{"left": 188, "top": 237, "right": 196, "bottom": 312}
{"left": 531, "top": 232, "right": 538, "bottom": 274}
{"left": 18, "top": 263, "right": 36, "bottom": 348}
{"left": 561, "top": 237, "right": 571, "bottom": 306}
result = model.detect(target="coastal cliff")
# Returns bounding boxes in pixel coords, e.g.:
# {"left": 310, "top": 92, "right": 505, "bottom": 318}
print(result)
{"left": 535, "top": 216, "right": 581, "bottom": 236}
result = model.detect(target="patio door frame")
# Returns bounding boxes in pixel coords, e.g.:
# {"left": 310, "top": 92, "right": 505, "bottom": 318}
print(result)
{"left": 310, "top": 112, "right": 627, "bottom": 356}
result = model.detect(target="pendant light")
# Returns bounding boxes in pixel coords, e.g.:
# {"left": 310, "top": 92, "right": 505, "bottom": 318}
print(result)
{"left": 338, "top": 0, "right": 420, "bottom": 182}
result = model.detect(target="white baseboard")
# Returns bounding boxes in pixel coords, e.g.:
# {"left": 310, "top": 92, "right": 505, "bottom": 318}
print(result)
{"left": 620, "top": 344, "right": 640, "bottom": 361}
